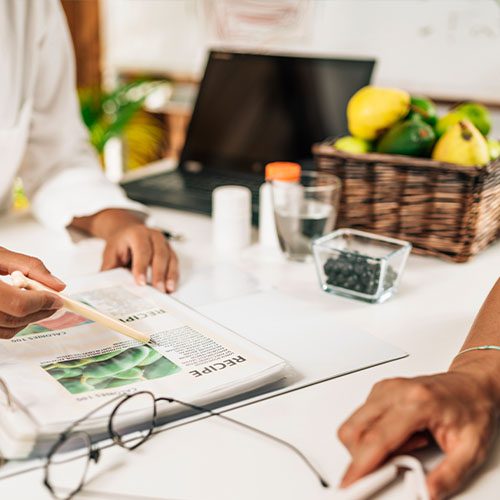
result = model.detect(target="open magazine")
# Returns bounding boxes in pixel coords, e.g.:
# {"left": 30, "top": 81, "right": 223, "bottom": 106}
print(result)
{"left": 0, "top": 269, "right": 288, "bottom": 459}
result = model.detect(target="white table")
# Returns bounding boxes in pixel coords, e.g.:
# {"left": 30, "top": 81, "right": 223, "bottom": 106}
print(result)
{"left": 0, "top": 207, "right": 499, "bottom": 499}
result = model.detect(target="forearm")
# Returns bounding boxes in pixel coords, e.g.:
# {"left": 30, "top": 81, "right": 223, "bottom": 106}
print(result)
{"left": 449, "top": 278, "right": 500, "bottom": 408}
{"left": 70, "top": 209, "right": 144, "bottom": 240}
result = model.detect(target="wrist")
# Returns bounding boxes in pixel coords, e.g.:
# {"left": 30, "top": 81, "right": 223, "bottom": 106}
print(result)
{"left": 71, "top": 209, "right": 144, "bottom": 240}
{"left": 449, "top": 353, "right": 500, "bottom": 411}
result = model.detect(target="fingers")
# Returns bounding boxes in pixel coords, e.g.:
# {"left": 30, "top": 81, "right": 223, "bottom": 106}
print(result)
{"left": 339, "top": 372, "right": 496, "bottom": 497}
{"left": 128, "top": 229, "right": 153, "bottom": 285}
{"left": 150, "top": 231, "right": 169, "bottom": 293}
{"left": 0, "top": 281, "right": 63, "bottom": 318}
{"left": 339, "top": 379, "right": 434, "bottom": 488}
{"left": 338, "top": 379, "right": 406, "bottom": 451}
{"left": 166, "top": 248, "right": 179, "bottom": 293}
{"left": 338, "top": 402, "right": 385, "bottom": 451}
{"left": 143, "top": 231, "right": 179, "bottom": 293}
{"left": 427, "top": 437, "right": 486, "bottom": 500}
{"left": 0, "top": 309, "right": 60, "bottom": 328}
{"left": 0, "top": 281, "right": 63, "bottom": 340}
{"left": 341, "top": 408, "right": 427, "bottom": 487}
{"left": 394, "top": 432, "right": 431, "bottom": 454}
{"left": 0, "top": 309, "right": 60, "bottom": 339}
{"left": 0, "top": 327, "right": 21, "bottom": 340}
{"left": 0, "top": 248, "right": 65, "bottom": 291}
{"left": 102, "top": 227, "right": 180, "bottom": 293}
{"left": 101, "top": 242, "right": 123, "bottom": 272}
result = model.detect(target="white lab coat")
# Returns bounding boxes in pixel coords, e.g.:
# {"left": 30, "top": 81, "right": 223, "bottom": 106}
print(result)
{"left": 0, "top": 0, "right": 146, "bottom": 232}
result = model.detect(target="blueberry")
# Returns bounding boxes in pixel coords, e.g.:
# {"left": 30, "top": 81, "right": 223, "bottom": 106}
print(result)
{"left": 354, "top": 264, "right": 365, "bottom": 275}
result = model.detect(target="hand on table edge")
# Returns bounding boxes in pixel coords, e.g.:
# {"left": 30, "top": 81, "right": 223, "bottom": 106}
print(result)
{"left": 337, "top": 278, "right": 500, "bottom": 500}
{"left": 71, "top": 208, "right": 179, "bottom": 293}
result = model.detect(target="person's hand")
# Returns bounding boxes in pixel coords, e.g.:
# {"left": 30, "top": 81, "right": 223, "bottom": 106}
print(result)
{"left": 0, "top": 247, "right": 65, "bottom": 339}
{"left": 71, "top": 209, "right": 179, "bottom": 293}
{"left": 101, "top": 224, "right": 179, "bottom": 293}
{"left": 338, "top": 371, "right": 497, "bottom": 500}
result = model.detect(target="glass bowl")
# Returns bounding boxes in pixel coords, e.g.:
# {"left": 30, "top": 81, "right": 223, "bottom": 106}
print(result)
{"left": 312, "top": 228, "right": 412, "bottom": 303}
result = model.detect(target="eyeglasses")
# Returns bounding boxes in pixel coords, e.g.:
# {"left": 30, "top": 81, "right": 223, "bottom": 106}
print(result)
{"left": 42, "top": 390, "right": 330, "bottom": 499}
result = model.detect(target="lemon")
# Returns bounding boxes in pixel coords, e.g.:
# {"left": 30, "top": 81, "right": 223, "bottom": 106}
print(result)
{"left": 347, "top": 86, "right": 411, "bottom": 140}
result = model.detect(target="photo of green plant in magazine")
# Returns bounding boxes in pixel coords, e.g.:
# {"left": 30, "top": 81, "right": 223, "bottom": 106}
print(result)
{"left": 42, "top": 345, "right": 180, "bottom": 394}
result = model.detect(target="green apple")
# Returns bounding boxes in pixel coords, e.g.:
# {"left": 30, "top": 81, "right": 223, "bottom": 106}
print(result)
{"left": 455, "top": 103, "right": 492, "bottom": 136}
{"left": 436, "top": 103, "right": 492, "bottom": 138}
{"left": 487, "top": 138, "right": 500, "bottom": 161}
{"left": 333, "top": 136, "right": 372, "bottom": 154}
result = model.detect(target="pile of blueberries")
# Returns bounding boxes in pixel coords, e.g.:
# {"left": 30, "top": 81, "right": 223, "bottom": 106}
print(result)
{"left": 323, "top": 251, "right": 398, "bottom": 296}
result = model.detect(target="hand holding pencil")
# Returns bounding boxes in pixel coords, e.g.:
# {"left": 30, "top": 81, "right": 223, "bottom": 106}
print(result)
{"left": 0, "top": 247, "right": 65, "bottom": 340}
{"left": 10, "top": 271, "right": 151, "bottom": 344}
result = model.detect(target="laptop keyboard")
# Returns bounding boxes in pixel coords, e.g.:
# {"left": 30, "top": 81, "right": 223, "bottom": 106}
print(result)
{"left": 140, "top": 171, "right": 262, "bottom": 200}
{"left": 124, "top": 170, "right": 263, "bottom": 222}
{"left": 185, "top": 173, "right": 262, "bottom": 193}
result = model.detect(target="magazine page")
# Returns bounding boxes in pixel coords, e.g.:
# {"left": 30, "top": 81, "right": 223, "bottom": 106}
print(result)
{"left": 0, "top": 270, "right": 287, "bottom": 437}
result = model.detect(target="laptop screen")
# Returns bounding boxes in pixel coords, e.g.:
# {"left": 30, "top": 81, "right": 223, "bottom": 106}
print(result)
{"left": 180, "top": 51, "right": 375, "bottom": 174}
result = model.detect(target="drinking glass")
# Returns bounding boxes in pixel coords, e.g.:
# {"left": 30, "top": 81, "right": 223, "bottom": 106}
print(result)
{"left": 271, "top": 171, "right": 341, "bottom": 261}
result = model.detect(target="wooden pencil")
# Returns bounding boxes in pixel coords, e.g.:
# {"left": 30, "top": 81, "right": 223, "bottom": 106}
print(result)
{"left": 10, "top": 271, "right": 151, "bottom": 344}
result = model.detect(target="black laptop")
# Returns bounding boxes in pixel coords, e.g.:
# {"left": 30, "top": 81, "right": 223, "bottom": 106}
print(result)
{"left": 122, "top": 50, "right": 375, "bottom": 223}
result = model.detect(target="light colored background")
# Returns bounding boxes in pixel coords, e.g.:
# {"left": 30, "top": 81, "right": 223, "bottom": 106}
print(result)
{"left": 100, "top": 0, "right": 500, "bottom": 103}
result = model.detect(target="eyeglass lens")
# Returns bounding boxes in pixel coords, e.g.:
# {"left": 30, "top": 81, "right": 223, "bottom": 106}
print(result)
{"left": 109, "top": 392, "right": 156, "bottom": 449}
{"left": 46, "top": 391, "right": 329, "bottom": 499}
{"left": 46, "top": 431, "right": 92, "bottom": 500}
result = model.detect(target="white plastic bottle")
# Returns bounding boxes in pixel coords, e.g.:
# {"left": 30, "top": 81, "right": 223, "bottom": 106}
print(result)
{"left": 258, "top": 182, "right": 279, "bottom": 249}
{"left": 212, "top": 185, "right": 252, "bottom": 255}
{"left": 258, "top": 162, "right": 301, "bottom": 250}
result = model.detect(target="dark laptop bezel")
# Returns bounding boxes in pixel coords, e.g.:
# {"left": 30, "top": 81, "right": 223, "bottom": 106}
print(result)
{"left": 178, "top": 50, "right": 376, "bottom": 177}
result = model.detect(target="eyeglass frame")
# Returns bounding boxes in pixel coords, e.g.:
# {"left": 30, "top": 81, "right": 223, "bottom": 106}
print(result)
{"left": 42, "top": 389, "right": 330, "bottom": 499}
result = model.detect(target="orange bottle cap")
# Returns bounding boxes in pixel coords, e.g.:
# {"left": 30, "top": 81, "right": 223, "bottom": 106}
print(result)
{"left": 265, "top": 162, "right": 301, "bottom": 182}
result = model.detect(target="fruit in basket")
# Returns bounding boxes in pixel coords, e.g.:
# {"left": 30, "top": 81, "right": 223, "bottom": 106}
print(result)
{"left": 487, "top": 138, "right": 500, "bottom": 160}
{"left": 407, "top": 96, "right": 438, "bottom": 126}
{"left": 455, "top": 103, "right": 492, "bottom": 136}
{"left": 376, "top": 115, "right": 435, "bottom": 156}
{"left": 436, "top": 103, "right": 492, "bottom": 137}
{"left": 347, "top": 86, "right": 410, "bottom": 140}
{"left": 333, "top": 136, "right": 372, "bottom": 154}
{"left": 432, "top": 120, "right": 489, "bottom": 166}
{"left": 435, "top": 112, "right": 462, "bottom": 138}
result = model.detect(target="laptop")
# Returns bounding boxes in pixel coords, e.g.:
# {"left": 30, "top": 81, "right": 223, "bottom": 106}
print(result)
{"left": 122, "top": 50, "right": 375, "bottom": 223}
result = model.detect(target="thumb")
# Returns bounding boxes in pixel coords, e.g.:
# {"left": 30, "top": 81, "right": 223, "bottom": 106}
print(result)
{"left": 426, "top": 441, "right": 481, "bottom": 500}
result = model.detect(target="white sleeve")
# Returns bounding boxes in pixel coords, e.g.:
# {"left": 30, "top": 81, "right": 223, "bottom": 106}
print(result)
{"left": 19, "top": 0, "right": 148, "bottom": 233}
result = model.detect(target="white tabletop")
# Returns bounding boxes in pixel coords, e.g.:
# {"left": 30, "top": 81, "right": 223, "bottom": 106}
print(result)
{"left": 0, "top": 206, "right": 499, "bottom": 499}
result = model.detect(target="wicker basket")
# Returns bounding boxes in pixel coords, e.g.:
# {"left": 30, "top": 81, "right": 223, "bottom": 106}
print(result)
{"left": 313, "top": 142, "right": 500, "bottom": 262}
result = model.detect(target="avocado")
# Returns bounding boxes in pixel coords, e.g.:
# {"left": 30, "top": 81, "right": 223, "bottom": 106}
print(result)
{"left": 408, "top": 96, "right": 438, "bottom": 127}
{"left": 376, "top": 115, "right": 436, "bottom": 157}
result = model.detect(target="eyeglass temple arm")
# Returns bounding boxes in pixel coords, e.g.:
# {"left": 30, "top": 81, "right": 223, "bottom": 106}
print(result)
{"left": 0, "top": 379, "right": 13, "bottom": 408}
{"left": 157, "top": 397, "right": 329, "bottom": 488}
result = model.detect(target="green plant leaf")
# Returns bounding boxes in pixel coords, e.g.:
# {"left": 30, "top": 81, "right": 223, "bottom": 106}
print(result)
{"left": 78, "top": 79, "right": 167, "bottom": 163}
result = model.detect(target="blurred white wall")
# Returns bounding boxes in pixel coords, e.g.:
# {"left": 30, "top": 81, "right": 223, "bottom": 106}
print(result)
{"left": 100, "top": 0, "right": 500, "bottom": 103}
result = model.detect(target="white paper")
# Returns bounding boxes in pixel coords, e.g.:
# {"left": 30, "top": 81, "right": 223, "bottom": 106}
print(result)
{"left": 0, "top": 269, "right": 287, "bottom": 456}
